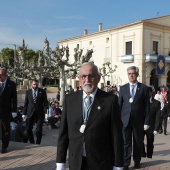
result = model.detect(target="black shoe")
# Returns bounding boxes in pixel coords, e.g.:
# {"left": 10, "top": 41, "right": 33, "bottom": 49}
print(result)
{"left": 141, "top": 153, "right": 146, "bottom": 158}
{"left": 123, "top": 166, "right": 129, "bottom": 170}
{"left": 1, "top": 148, "right": 7, "bottom": 154}
{"left": 159, "top": 130, "right": 163, "bottom": 134}
{"left": 134, "top": 163, "right": 140, "bottom": 169}
{"left": 147, "top": 155, "right": 152, "bottom": 158}
{"left": 164, "top": 131, "right": 167, "bottom": 135}
{"left": 52, "top": 125, "right": 58, "bottom": 129}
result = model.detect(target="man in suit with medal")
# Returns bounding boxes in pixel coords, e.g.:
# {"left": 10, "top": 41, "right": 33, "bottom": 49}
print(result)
{"left": 22, "top": 79, "right": 48, "bottom": 144}
{"left": 56, "top": 62, "right": 124, "bottom": 170}
{"left": 0, "top": 67, "right": 17, "bottom": 153}
{"left": 118, "top": 66, "right": 150, "bottom": 170}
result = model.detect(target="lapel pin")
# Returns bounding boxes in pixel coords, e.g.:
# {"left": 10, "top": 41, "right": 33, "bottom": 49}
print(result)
{"left": 97, "top": 106, "right": 101, "bottom": 110}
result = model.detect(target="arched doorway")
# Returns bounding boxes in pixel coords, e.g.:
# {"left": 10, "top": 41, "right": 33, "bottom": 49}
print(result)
{"left": 150, "top": 68, "right": 158, "bottom": 91}
{"left": 167, "top": 70, "right": 170, "bottom": 89}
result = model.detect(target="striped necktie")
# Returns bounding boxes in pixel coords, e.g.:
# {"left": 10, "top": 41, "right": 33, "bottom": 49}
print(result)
{"left": 0, "top": 83, "right": 4, "bottom": 95}
{"left": 85, "top": 96, "right": 92, "bottom": 121}
{"left": 131, "top": 85, "right": 135, "bottom": 99}
{"left": 33, "top": 90, "right": 37, "bottom": 103}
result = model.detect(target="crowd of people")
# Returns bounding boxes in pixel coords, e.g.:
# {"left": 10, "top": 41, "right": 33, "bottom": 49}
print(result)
{"left": 0, "top": 63, "right": 170, "bottom": 170}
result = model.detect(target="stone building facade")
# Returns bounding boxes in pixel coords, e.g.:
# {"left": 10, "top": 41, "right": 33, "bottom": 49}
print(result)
{"left": 58, "top": 15, "right": 170, "bottom": 90}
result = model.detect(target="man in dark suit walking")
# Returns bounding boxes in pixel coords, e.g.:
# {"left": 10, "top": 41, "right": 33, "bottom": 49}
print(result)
{"left": 142, "top": 87, "right": 160, "bottom": 158}
{"left": 158, "top": 96, "right": 169, "bottom": 135}
{"left": 0, "top": 67, "right": 17, "bottom": 153}
{"left": 22, "top": 79, "right": 48, "bottom": 144}
{"left": 56, "top": 62, "right": 124, "bottom": 170}
{"left": 119, "top": 66, "right": 150, "bottom": 170}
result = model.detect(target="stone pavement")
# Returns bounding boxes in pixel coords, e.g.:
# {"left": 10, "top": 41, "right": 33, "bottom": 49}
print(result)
{"left": 0, "top": 121, "right": 170, "bottom": 170}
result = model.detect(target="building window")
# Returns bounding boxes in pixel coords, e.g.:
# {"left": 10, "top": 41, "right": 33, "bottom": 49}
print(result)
{"left": 89, "top": 41, "right": 92, "bottom": 45}
{"left": 126, "top": 41, "right": 132, "bottom": 55}
{"left": 153, "top": 41, "right": 158, "bottom": 54}
{"left": 106, "top": 37, "right": 109, "bottom": 43}
{"left": 105, "top": 47, "right": 110, "bottom": 58}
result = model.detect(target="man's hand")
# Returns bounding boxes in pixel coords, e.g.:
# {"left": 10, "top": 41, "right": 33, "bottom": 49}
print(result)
{"left": 56, "top": 163, "right": 66, "bottom": 170}
{"left": 144, "top": 125, "right": 150, "bottom": 131}
{"left": 168, "top": 117, "right": 170, "bottom": 120}
{"left": 112, "top": 166, "right": 123, "bottom": 170}
{"left": 153, "top": 131, "right": 158, "bottom": 135}
{"left": 22, "top": 115, "right": 27, "bottom": 121}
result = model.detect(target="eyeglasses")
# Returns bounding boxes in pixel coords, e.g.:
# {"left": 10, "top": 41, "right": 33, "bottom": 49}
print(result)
{"left": 79, "top": 74, "right": 96, "bottom": 80}
{"left": 128, "top": 73, "right": 136, "bottom": 76}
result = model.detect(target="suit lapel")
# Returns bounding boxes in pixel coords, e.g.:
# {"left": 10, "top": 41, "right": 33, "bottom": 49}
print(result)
{"left": 76, "top": 90, "right": 84, "bottom": 123}
{"left": 0, "top": 80, "right": 9, "bottom": 96}
{"left": 72, "top": 90, "right": 83, "bottom": 123}
{"left": 86, "top": 89, "right": 104, "bottom": 129}
{"left": 126, "top": 83, "right": 131, "bottom": 99}
{"left": 134, "top": 83, "right": 141, "bottom": 101}
{"left": 36, "top": 88, "right": 40, "bottom": 102}
{"left": 29, "top": 89, "right": 34, "bottom": 102}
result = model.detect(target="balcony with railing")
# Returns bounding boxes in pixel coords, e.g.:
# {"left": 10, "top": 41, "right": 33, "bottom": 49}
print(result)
{"left": 145, "top": 54, "right": 170, "bottom": 63}
{"left": 121, "top": 54, "right": 134, "bottom": 63}
{"left": 145, "top": 54, "right": 157, "bottom": 62}
{"left": 166, "top": 55, "right": 170, "bottom": 63}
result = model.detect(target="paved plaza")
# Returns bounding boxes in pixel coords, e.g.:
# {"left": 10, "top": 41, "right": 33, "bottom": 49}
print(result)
{"left": 1, "top": 90, "right": 170, "bottom": 170}
{"left": 0, "top": 121, "right": 170, "bottom": 170}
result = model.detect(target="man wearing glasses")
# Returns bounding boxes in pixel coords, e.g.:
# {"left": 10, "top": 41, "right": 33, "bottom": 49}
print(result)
{"left": 22, "top": 79, "right": 48, "bottom": 144}
{"left": 119, "top": 66, "right": 150, "bottom": 170}
{"left": 56, "top": 62, "right": 124, "bottom": 170}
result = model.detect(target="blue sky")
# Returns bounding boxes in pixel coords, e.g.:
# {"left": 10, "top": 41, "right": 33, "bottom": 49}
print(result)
{"left": 0, "top": 0, "right": 169, "bottom": 51}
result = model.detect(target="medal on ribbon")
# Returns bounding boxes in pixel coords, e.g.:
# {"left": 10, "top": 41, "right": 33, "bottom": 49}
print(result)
{"left": 79, "top": 124, "right": 86, "bottom": 133}
{"left": 129, "top": 98, "right": 133, "bottom": 103}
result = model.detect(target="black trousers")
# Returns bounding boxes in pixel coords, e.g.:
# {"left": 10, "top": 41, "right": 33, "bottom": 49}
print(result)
{"left": 159, "top": 117, "right": 167, "bottom": 132}
{"left": 26, "top": 112, "right": 44, "bottom": 144}
{"left": 123, "top": 119, "right": 143, "bottom": 167}
{"left": 81, "top": 157, "right": 89, "bottom": 170}
{"left": 0, "top": 118, "right": 10, "bottom": 149}
{"left": 142, "top": 130, "right": 154, "bottom": 158}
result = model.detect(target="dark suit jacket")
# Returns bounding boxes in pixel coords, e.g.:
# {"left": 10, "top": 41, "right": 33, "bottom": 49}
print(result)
{"left": 0, "top": 79, "right": 17, "bottom": 119}
{"left": 118, "top": 82, "right": 150, "bottom": 128}
{"left": 22, "top": 88, "right": 48, "bottom": 119}
{"left": 56, "top": 89, "right": 124, "bottom": 170}
{"left": 148, "top": 98, "right": 160, "bottom": 132}
{"left": 159, "top": 102, "right": 169, "bottom": 119}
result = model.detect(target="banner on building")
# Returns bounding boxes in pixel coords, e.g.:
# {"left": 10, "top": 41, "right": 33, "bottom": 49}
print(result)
{"left": 156, "top": 55, "right": 165, "bottom": 75}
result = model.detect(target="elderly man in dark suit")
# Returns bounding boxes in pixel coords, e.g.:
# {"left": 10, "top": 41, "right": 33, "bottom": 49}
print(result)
{"left": 0, "top": 67, "right": 17, "bottom": 153}
{"left": 22, "top": 79, "right": 48, "bottom": 144}
{"left": 119, "top": 66, "right": 150, "bottom": 170}
{"left": 56, "top": 62, "right": 124, "bottom": 170}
